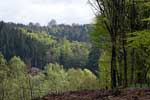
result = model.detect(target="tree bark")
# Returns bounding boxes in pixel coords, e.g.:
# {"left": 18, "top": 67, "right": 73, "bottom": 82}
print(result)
{"left": 122, "top": 33, "right": 128, "bottom": 87}
{"left": 111, "top": 41, "right": 117, "bottom": 88}
{"left": 130, "top": 49, "right": 135, "bottom": 84}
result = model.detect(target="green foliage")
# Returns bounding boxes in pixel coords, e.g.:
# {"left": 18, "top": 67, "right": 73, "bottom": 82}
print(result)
{"left": 98, "top": 51, "right": 111, "bottom": 88}
{"left": 127, "top": 1, "right": 150, "bottom": 87}
{"left": 20, "top": 28, "right": 56, "bottom": 45}
{"left": 0, "top": 21, "right": 91, "bottom": 70}
{"left": 44, "top": 63, "right": 69, "bottom": 93}
{"left": 24, "top": 21, "right": 92, "bottom": 42}
{"left": 91, "top": 16, "right": 110, "bottom": 48}
{"left": 90, "top": 15, "right": 111, "bottom": 87}
{"left": 0, "top": 55, "right": 31, "bottom": 100}
{"left": 128, "top": 30, "right": 150, "bottom": 48}
{"left": 51, "top": 38, "right": 90, "bottom": 68}
{"left": 90, "top": 0, "right": 150, "bottom": 88}
{"left": 142, "top": 18, "right": 150, "bottom": 22}
{"left": 67, "top": 68, "right": 99, "bottom": 91}
{"left": 0, "top": 53, "right": 7, "bottom": 80}
{"left": 86, "top": 45, "right": 100, "bottom": 74}
{"left": 81, "top": 69, "right": 99, "bottom": 89}
{"left": 128, "top": 30, "right": 150, "bottom": 84}
{"left": 31, "top": 73, "right": 48, "bottom": 98}
{"left": 8, "top": 56, "right": 26, "bottom": 76}
{"left": 0, "top": 54, "right": 99, "bottom": 99}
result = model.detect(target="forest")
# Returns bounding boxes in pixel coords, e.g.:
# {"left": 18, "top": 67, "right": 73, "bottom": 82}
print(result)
{"left": 0, "top": 21, "right": 93, "bottom": 70}
{"left": 0, "top": 0, "right": 150, "bottom": 100}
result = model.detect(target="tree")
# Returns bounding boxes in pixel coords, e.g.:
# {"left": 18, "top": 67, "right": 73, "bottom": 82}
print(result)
{"left": 0, "top": 53, "right": 8, "bottom": 100}
{"left": 44, "top": 63, "right": 69, "bottom": 93}
{"left": 87, "top": 45, "right": 100, "bottom": 75}
{"left": 99, "top": 50, "right": 111, "bottom": 88}
{"left": 89, "top": 0, "right": 128, "bottom": 88}
{"left": 127, "top": 0, "right": 150, "bottom": 86}
{"left": 48, "top": 19, "right": 57, "bottom": 27}
{"left": 89, "top": 16, "right": 110, "bottom": 76}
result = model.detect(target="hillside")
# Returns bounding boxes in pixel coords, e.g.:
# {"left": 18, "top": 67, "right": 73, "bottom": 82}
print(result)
{"left": 0, "top": 21, "right": 97, "bottom": 70}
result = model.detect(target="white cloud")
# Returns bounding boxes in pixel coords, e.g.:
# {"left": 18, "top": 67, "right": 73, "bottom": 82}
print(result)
{"left": 0, "top": 0, "right": 94, "bottom": 25}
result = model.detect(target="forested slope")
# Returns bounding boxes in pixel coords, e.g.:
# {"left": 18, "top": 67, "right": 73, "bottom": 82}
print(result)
{"left": 0, "top": 21, "right": 99, "bottom": 72}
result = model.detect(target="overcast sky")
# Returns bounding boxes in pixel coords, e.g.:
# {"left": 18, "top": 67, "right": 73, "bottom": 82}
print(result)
{"left": 0, "top": 0, "right": 94, "bottom": 25}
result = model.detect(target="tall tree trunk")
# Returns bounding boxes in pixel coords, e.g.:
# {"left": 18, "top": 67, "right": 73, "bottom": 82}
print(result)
{"left": 130, "top": 0, "right": 137, "bottom": 85}
{"left": 130, "top": 49, "right": 135, "bottom": 84}
{"left": 111, "top": 41, "right": 117, "bottom": 88}
{"left": 122, "top": 32, "right": 128, "bottom": 87}
{"left": 118, "top": 50, "right": 123, "bottom": 86}
{"left": 123, "top": 43, "right": 127, "bottom": 87}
